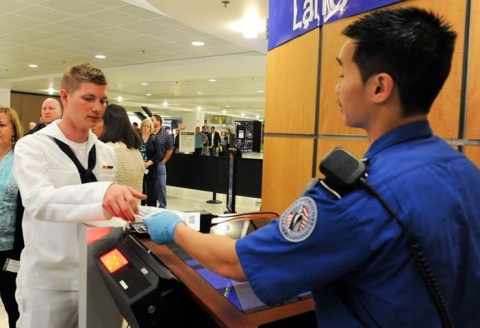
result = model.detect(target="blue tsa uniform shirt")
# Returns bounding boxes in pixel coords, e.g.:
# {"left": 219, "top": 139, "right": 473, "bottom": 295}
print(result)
{"left": 236, "top": 120, "right": 480, "bottom": 327}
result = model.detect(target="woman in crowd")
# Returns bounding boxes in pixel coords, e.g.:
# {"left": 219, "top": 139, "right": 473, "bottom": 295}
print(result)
{"left": 0, "top": 106, "right": 24, "bottom": 328}
{"left": 139, "top": 118, "right": 158, "bottom": 206}
{"left": 99, "top": 104, "right": 144, "bottom": 199}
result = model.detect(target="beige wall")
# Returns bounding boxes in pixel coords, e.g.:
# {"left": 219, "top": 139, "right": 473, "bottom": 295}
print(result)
{"left": 262, "top": 0, "right": 478, "bottom": 215}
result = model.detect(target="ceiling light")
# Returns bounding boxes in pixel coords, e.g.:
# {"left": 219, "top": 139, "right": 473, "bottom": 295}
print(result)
{"left": 243, "top": 29, "right": 258, "bottom": 39}
{"left": 257, "top": 90, "right": 264, "bottom": 93}
{"left": 222, "top": 110, "right": 227, "bottom": 114}
{"left": 28, "top": 64, "right": 38, "bottom": 68}
{"left": 117, "top": 96, "right": 123, "bottom": 102}
{"left": 229, "top": 7, "right": 265, "bottom": 39}
{"left": 146, "top": 93, "right": 152, "bottom": 96}
{"left": 208, "top": 79, "right": 217, "bottom": 82}
{"left": 141, "top": 82, "right": 149, "bottom": 86}
{"left": 47, "top": 88, "right": 55, "bottom": 95}
{"left": 197, "top": 106, "right": 202, "bottom": 111}
{"left": 196, "top": 92, "right": 203, "bottom": 95}
{"left": 192, "top": 41, "right": 205, "bottom": 46}
{"left": 256, "top": 115, "right": 260, "bottom": 119}
{"left": 241, "top": 112, "right": 245, "bottom": 117}
{"left": 243, "top": 8, "right": 263, "bottom": 39}
{"left": 95, "top": 54, "right": 106, "bottom": 59}
{"left": 163, "top": 100, "right": 168, "bottom": 107}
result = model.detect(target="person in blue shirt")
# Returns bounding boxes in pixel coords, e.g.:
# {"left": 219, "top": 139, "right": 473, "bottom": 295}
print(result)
{"left": 0, "top": 106, "right": 24, "bottom": 328}
{"left": 151, "top": 114, "right": 173, "bottom": 208}
{"left": 194, "top": 126, "right": 206, "bottom": 155}
{"left": 145, "top": 7, "right": 480, "bottom": 327}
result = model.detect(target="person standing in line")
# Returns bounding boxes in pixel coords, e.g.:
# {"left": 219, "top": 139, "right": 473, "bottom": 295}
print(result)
{"left": 99, "top": 104, "right": 145, "bottom": 198}
{"left": 25, "top": 98, "right": 62, "bottom": 135}
{"left": 172, "top": 128, "right": 180, "bottom": 153}
{"left": 0, "top": 106, "right": 24, "bottom": 328}
{"left": 224, "top": 127, "right": 237, "bottom": 151}
{"left": 151, "top": 114, "right": 161, "bottom": 135}
{"left": 139, "top": 118, "right": 159, "bottom": 206}
{"left": 144, "top": 7, "right": 480, "bottom": 327}
{"left": 150, "top": 114, "right": 173, "bottom": 208}
{"left": 13, "top": 63, "right": 146, "bottom": 328}
{"left": 194, "top": 126, "right": 206, "bottom": 155}
{"left": 201, "top": 125, "right": 209, "bottom": 156}
{"left": 132, "top": 121, "right": 141, "bottom": 135}
{"left": 208, "top": 125, "right": 221, "bottom": 157}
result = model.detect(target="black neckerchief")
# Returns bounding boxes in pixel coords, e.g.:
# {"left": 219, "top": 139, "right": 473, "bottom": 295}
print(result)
{"left": 53, "top": 138, "right": 98, "bottom": 183}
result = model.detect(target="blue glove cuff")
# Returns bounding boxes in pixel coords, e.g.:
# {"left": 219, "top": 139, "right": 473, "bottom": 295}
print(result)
{"left": 144, "top": 211, "right": 183, "bottom": 244}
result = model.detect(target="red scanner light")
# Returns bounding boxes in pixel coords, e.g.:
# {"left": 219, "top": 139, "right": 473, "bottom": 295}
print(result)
{"left": 100, "top": 248, "right": 129, "bottom": 273}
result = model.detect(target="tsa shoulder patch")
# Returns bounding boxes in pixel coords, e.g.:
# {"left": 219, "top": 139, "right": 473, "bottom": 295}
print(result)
{"left": 279, "top": 196, "right": 317, "bottom": 242}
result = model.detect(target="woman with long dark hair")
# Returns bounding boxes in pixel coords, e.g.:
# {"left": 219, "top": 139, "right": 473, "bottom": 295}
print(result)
{"left": 99, "top": 104, "right": 144, "bottom": 198}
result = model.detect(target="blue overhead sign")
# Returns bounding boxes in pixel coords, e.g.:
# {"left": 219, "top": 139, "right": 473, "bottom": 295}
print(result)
{"left": 268, "top": 0, "right": 404, "bottom": 50}
{"left": 268, "top": 0, "right": 321, "bottom": 51}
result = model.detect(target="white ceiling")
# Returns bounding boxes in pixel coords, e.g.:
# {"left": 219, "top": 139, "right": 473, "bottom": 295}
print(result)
{"left": 0, "top": 0, "right": 268, "bottom": 120}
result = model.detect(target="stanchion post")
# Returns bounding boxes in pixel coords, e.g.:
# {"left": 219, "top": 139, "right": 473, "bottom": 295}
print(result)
{"left": 207, "top": 156, "right": 222, "bottom": 204}
{"left": 225, "top": 148, "right": 237, "bottom": 213}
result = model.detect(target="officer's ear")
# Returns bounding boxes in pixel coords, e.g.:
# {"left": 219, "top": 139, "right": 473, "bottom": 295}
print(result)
{"left": 370, "top": 73, "right": 394, "bottom": 103}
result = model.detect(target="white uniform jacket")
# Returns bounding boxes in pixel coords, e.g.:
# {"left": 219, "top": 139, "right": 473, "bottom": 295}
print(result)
{"left": 13, "top": 120, "right": 117, "bottom": 291}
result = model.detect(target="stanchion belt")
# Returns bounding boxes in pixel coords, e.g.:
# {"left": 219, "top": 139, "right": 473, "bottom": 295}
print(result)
{"left": 53, "top": 138, "right": 98, "bottom": 183}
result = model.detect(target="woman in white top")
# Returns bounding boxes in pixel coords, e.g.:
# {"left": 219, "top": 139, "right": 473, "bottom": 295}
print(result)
{"left": 99, "top": 104, "right": 144, "bottom": 198}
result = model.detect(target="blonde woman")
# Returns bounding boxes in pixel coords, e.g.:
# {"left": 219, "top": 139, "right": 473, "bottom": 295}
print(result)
{"left": 139, "top": 118, "right": 159, "bottom": 206}
{"left": 0, "top": 106, "right": 23, "bottom": 328}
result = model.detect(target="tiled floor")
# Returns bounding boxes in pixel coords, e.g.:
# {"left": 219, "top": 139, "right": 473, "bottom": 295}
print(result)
{"left": 0, "top": 186, "right": 261, "bottom": 327}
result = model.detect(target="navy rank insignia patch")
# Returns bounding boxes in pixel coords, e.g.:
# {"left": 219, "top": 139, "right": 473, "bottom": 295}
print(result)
{"left": 279, "top": 196, "right": 317, "bottom": 242}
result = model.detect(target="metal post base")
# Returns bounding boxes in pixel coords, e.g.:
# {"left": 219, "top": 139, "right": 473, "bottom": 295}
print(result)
{"left": 206, "top": 199, "right": 222, "bottom": 204}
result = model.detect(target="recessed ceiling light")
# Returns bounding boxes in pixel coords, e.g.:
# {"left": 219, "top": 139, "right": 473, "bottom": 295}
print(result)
{"left": 257, "top": 90, "right": 264, "bottom": 93}
{"left": 229, "top": 7, "right": 265, "bottom": 39}
{"left": 208, "top": 79, "right": 217, "bottom": 82}
{"left": 28, "top": 64, "right": 38, "bottom": 68}
{"left": 141, "top": 82, "right": 149, "bottom": 86}
{"left": 243, "top": 8, "right": 263, "bottom": 39}
{"left": 117, "top": 96, "right": 123, "bottom": 102}
{"left": 47, "top": 88, "right": 55, "bottom": 95}
{"left": 192, "top": 41, "right": 205, "bottom": 46}
{"left": 146, "top": 93, "right": 152, "bottom": 96}
{"left": 241, "top": 112, "right": 245, "bottom": 117}
{"left": 197, "top": 106, "right": 202, "bottom": 111}
{"left": 163, "top": 100, "right": 168, "bottom": 107}
{"left": 196, "top": 91, "right": 203, "bottom": 95}
{"left": 95, "top": 54, "right": 106, "bottom": 59}
{"left": 243, "top": 30, "right": 258, "bottom": 38}
{"left": 222, "top": 110, "right": 227, "bottom": 114}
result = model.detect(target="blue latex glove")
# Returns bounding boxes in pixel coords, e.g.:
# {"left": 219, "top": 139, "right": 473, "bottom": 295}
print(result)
{"left": 144, "top": 211, "right": 184, "bottom": 244}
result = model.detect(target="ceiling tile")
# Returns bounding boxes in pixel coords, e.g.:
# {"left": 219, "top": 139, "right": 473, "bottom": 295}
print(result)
{"left": 0, "top": 0, "right": 267, "bottom": 120}
{"left": 84, "top": 9, "right": 143, "bottom": 26}
{"left": 0, "top": 13, "right": 44, "bottom": 28}
{"left": 0, "top": 0, "right": 33, "bottom": 12}
{"left": 14, "top": 5, "right": 75, "bottom": 22}
{"left": 42, "top": 0, "right": 109, "bottom": 16}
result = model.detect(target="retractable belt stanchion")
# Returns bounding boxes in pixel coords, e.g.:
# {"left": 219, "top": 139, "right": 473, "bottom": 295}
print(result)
{"left": 225, "top": 148, "right": 237, "bottom": 214}
{"left": 206, "top": 155, "right": 222, "bottom": 204}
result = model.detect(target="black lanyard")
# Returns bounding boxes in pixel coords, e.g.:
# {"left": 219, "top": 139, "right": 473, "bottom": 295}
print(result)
{"left": 53, "top": 138, "right": 98, "bottom": 183}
